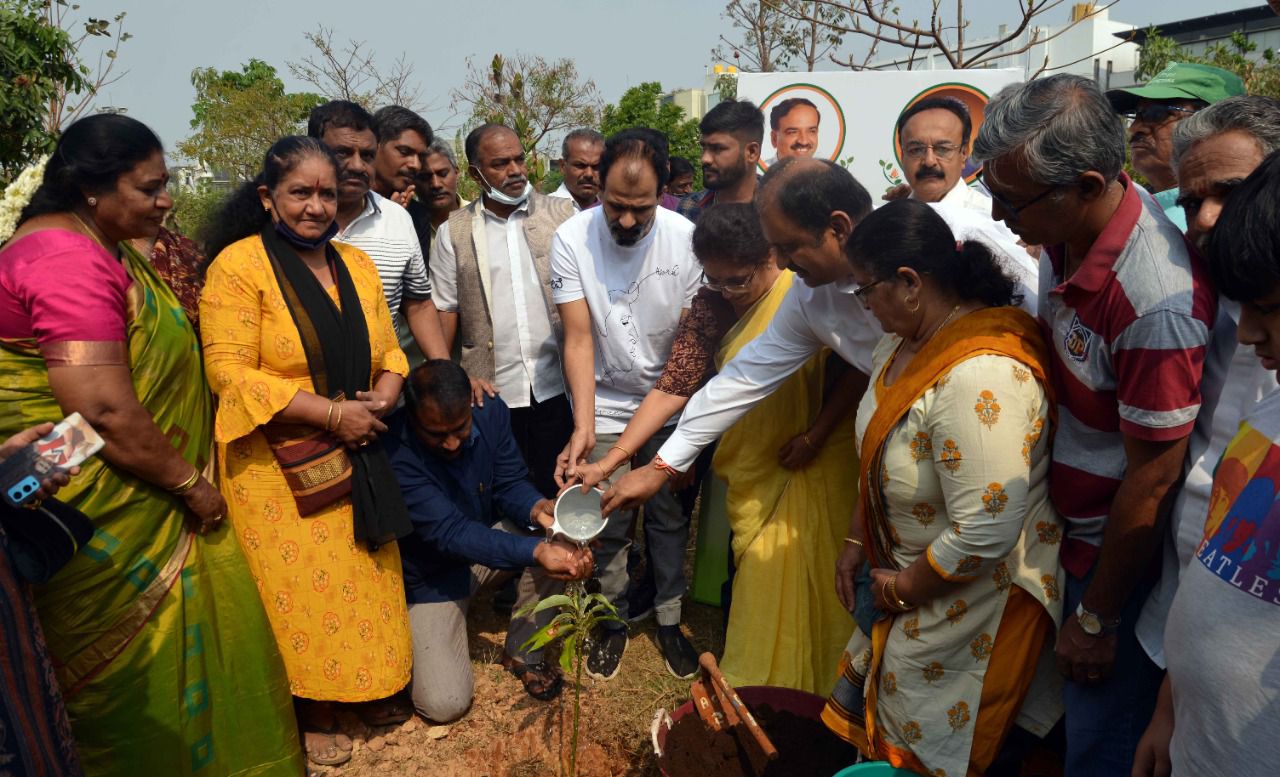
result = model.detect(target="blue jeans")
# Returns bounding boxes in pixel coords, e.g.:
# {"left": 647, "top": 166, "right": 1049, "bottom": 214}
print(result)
{"left": 1062, "top": 571, "right": 1164, "bottom": 777}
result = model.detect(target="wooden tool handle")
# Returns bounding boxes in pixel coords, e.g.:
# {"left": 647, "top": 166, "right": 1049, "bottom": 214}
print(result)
{"left": 690, "top": 681, "right": 722, "bottom": 732}
{"left": 698, "top": 653, "right": 778, "bottom": 761}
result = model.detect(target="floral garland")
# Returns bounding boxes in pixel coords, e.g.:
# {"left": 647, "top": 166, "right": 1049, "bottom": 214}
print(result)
{"left": 0, "top": 155, "right": 50, "bottom": 244}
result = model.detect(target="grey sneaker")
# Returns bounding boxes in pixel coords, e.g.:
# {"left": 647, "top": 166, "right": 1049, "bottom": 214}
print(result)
{"left": 585, "top": 628, "right": 628, "bottom": 681}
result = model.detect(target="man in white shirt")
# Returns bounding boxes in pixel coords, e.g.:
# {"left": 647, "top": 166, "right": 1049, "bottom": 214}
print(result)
{"left": 308, "top": 100, "right": 448, "bottom": 361}
{"left": 430, "top": 124, "right": 577, "bottom": 498}
{"left": 603, "top": 158, "right": 877, "bottom": 499}
{"left": 601, "top": 155, "right": 1036, "bottom": 510}
{"left": 882, "top": 96, "right": 994, "bottom": 215}
{"left": 549, "top": 129, "right": 603, "bottom": 212}
{"left": 1134, "top": 96, "right": 1280, "bottom": 670}
{"left": 552, "top": 128, "right": 703, "bottom": 681}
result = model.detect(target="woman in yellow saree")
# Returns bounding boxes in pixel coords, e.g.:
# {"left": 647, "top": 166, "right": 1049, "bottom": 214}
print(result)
{"left": 823, "top": 200, "right": 1063, "bottom": 777}
{"left": 576, "top": 203, "right": 859, "bottom": 691}
{"left": 0, "top": 115, "right": 302, "bottom": 775}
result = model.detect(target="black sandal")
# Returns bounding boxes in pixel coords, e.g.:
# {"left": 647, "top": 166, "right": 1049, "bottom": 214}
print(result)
{"left": 500, "top": 654, "right": 565, "bottom": 701}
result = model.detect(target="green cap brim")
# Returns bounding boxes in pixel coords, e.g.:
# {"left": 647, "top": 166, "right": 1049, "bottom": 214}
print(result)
{"left": 1106, "top": 84, "right": 1201, "bottom": 114}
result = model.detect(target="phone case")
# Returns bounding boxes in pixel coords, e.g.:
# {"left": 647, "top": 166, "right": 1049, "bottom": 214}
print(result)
{"left": 0, "top": 413, "right": 104, "bottom": 508}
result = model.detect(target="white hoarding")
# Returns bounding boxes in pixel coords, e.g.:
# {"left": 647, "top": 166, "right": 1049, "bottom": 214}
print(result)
{"left": 735, "top": 68, "right": 1026, "bottom": 198}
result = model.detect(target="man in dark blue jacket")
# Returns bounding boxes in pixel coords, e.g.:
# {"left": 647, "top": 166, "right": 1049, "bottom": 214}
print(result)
{"left": 383, "top": 360, "right": 591, "bottom": 722}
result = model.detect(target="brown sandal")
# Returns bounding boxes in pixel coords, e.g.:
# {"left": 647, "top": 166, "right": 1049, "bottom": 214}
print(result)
{"left": 500, "top": 653, "right": 565, "bottom": 701}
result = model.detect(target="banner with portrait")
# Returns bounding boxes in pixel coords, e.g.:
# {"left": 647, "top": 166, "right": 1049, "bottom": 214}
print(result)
{"left": 735, "top": 68, "right": 1026, "bottom": 197}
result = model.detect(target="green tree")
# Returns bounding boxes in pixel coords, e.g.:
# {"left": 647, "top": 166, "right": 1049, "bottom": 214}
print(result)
{"left": 168, "top": 181, "right": 227, "bottom": 246}
{"left": 0, "top": 0, "right": 130, "bottom": 183}
{"left": 600, "top": 82, "right": 703, "bottom": 188}
{"left": 178, "top": 59, "right": 323, "bottom": 182}
{"left": 1138, "top": 28, "right": 1280, "bottom": 98}
{"left": 451, "top": 53, "right": 601, "bottom": 187}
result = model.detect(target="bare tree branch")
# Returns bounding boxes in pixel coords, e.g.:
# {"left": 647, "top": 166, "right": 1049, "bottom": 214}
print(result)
{"left": 779, "top": 0, "right": 1121, "bottom": 72}
{"left": 43, "top": 5, "right": 133, "bottom": 130}
{"left": 288, "top": 25, "right": 425, "bottom": 111}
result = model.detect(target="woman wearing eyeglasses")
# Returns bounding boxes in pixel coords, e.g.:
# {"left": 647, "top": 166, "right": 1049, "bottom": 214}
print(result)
{"left": 822, "top": 198, "right": 1064, "bottom": 776}
{"left": 573, "top": 202, "right": 863, "bottom": 692}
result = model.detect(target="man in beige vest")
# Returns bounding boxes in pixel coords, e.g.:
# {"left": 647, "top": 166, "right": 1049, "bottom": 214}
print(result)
{"left": 429, "top": 123, "right": 577, "bottom": 498}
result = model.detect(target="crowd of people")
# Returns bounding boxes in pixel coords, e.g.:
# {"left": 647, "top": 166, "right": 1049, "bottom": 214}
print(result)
{"left": 0, "top": 59, "right": 1275, "bottom": 777}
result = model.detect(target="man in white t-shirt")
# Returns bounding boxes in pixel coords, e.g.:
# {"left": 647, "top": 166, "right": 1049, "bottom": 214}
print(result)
{"left": 551, "top": 128, "right": 703, "bottom": 682}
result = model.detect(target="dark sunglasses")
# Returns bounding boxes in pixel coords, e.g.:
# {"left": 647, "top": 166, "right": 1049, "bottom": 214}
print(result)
{"left": 1123, "top": 104, "right": 1198, "bottom": 124}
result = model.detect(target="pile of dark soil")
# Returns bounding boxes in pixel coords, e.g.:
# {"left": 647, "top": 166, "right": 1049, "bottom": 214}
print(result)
{"left": 660, "top": 703, "right": 859, "bottom": 777}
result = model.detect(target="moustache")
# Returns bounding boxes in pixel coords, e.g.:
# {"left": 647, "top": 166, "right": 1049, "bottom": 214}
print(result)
{"left": 342, "top": 172, "right": 369, "bottom": 184}
{"left": 915, "top": 167, "right": 946, "bottom": 180}
{"left": 426, "top": 188, "right": 450, "bottom": 199}
{"left": 501, "top": 176, "right": 528, "bottom": 188}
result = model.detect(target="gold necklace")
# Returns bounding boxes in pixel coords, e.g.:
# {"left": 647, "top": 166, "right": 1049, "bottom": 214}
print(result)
{"left": 70, "top": 212, "right": 113, "bottom": 253}
{"left": 907, "top": 304, "right": 962, "bottom": 350}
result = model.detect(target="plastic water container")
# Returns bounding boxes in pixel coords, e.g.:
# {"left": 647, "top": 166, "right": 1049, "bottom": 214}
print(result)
{"left": 830, "top": 762, "right": 920, "bottom": 776}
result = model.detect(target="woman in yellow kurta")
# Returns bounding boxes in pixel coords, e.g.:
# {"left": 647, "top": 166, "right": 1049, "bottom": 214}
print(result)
{"left": 577, "top": 203, "right": 859, "bottom": 691}
{"left": 824, "top": 200, "right": 1064, "bottom": 777}
{"left": 199, "top": 137, "right": 414, "bottom": 769}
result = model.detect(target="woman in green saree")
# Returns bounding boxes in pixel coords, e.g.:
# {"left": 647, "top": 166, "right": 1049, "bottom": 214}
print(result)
{"left": 0, "top": 115, "right": 304, "bottom": 776}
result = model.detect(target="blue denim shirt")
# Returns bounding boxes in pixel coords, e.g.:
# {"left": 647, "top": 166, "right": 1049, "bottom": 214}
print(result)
{"left": 382, "top": 398, "right": 543, "bottom": 603}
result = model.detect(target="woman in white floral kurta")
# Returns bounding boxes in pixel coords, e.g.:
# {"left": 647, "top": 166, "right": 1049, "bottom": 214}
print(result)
{"left": 822, "top": 201, "right": 1064, "bottom": 777}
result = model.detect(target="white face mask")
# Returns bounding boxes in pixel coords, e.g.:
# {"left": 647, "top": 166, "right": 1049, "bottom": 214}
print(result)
{"left": 473, "top": 166, "right": 532, "bottom": 207}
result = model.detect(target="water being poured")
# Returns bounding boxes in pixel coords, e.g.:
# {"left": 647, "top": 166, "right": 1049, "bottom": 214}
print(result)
{"left": 553, "top": 487, "right": 607, "bottom": 546}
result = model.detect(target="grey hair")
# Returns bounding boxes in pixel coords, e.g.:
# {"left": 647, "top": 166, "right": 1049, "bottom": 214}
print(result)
{"left": 425, "top": 139, "right": 458, "bottom": 169}
{"left": 562, "top": 127, "right": 604, "bottom": 158}
{"left": 972, "top": 73, "right": 1125, "bottom": 186}
{"left": 1172, "top": 95, "right": 1280, "bottom": 165}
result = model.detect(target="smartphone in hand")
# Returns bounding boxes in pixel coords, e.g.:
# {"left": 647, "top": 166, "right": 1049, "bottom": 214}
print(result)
{"left": 0, "top": 413, "right": 104, "bottom": 507}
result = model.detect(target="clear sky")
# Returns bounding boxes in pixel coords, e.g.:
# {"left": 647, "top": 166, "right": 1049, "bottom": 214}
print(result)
{"left": 80, "top": 0, "right": 1262, "bottom": 158}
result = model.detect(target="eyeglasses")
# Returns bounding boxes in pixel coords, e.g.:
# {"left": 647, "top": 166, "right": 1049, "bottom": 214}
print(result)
{"left": 903, "top": 142, "right": 962, "bottom": 161}
{"left": 852, "top": 277, "right": 888, "bottom": 307}
{"left": 1122, "top": 104, "right": 1198, "bottom": 124}
{"left": 701, "top": 267, "right": 757, "bottom": 292}
{"left": 976, "top": 170, "right": 1060, "bottom": 222}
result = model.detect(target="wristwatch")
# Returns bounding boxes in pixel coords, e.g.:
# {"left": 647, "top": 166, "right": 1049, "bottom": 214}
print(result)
{"left": 1075, "top": 602, "right": 1120, "bottom": 636}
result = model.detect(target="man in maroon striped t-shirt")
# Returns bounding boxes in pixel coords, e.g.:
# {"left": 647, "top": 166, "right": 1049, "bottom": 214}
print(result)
{"left": 975, "top": 74, "right": 1215, "bottom": 776}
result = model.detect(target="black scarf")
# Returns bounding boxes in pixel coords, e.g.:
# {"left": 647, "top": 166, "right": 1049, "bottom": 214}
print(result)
{"left": 260, "top": 224, "right": 412, "bottom": 549}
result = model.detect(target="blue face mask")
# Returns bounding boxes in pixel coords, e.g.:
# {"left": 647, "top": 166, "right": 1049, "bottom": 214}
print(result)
{"left": 273, "top": 216, "right": 339, "bottom": 251}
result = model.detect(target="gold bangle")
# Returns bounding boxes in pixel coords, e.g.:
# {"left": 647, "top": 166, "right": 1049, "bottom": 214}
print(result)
{"left": 333, "top": 402, "right": 343, "bottom": 431}
{"left": 168, "top": 468, "right": 201, "bottom": 496}
{"left": 609, "top": 444, "right": 633, "bottom": 461}
{"left": 843, "top": 537, "right": 864, "bottom": 548}
{"left": 887, "top": 574, "right": 913, "bottom": 612}
{"left": 325, "top": 401, "right": 336, "bottom": 432}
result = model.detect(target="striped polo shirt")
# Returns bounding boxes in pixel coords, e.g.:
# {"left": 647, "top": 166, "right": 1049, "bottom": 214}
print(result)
{"left": 335, "top": 191, "right": 432, "bottom": 319}
{"left": 1040, "top": 176, "right": 1216, "bottom": 578}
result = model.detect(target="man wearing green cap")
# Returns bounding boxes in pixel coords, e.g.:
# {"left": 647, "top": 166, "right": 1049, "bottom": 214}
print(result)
{"left": 1107, "top": 62, "right": 1246, "bottom": 229}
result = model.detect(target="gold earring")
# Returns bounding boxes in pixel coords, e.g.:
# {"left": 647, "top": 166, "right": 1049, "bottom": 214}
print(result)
{"left": 87, "top": 197, "right": 97, "bottom": 207}
{"left": 906, "top": 297, "right": 920, "bottom": 313}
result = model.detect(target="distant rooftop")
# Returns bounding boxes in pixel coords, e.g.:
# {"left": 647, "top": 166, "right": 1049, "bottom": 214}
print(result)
{"left": 1117, "top": 4, "right": 1280, "bottom": 46}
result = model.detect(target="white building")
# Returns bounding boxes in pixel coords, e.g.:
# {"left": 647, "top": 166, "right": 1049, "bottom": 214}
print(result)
{"left": 661, "top": 65, "right": 736, "bottom": 121}
{"left": 865, "top": 3, "right": 1140, "bottom": 90}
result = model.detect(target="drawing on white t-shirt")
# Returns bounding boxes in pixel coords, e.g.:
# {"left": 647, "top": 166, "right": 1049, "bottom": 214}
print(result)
{"left": 594, "top": 265, "right": 681, "bottom": 385}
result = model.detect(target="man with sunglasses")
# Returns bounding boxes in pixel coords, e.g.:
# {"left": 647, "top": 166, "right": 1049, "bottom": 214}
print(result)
{"left": 975, "top": 74, "right": 1217, "bottom": 777}
{"left": 1106, "top": 62, "right": 1245, "bottom": 229}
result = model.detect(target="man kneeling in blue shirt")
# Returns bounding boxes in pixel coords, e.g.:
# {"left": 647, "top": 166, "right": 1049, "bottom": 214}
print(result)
{"left": 384, "top": 360, "right": 592, "bottom": 721}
